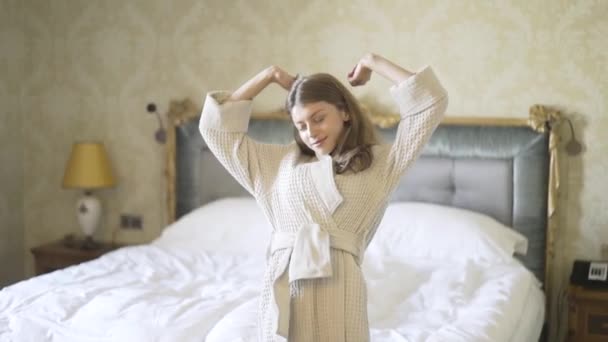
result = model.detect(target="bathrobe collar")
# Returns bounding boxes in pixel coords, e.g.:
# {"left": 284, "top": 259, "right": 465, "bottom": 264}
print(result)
{"left": 309, "top": 154, "right": 343, "bottom": 214}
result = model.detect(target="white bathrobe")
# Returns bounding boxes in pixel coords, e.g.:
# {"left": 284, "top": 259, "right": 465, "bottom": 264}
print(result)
{"left": 199, "top": 66, "right": 448, "bottom": 342}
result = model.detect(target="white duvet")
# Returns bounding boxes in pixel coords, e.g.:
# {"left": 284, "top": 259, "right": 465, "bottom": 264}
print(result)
{"left": 205, "top": 254, "right": 544, "bottom": 342}
{"left": 0, "top": 245, "right": 265, "bottom": 342}
{"left": 0, "top": 200, "right": 545, "bottom": 342}
{"left": 0, "top": 245, "right": 543, "bottom": 342}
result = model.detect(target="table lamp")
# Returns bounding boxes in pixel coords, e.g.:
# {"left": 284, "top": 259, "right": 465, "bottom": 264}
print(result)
{"left": 62, "top": 142, "right": 116, "bottom": 250}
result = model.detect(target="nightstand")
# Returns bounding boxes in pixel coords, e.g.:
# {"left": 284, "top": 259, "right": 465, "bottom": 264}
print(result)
{"left": 30, "top": 239, "right": 123, "bottom": 275}
{"left": 567, "top": 285, "right": 608, "bottom": 341}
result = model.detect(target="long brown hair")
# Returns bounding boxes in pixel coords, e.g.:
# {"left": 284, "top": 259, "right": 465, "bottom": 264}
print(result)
{"left": 285, "top": 73, "right": 378, "bottom": 174}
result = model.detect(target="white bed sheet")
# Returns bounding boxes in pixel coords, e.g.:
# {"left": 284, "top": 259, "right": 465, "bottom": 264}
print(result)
{"left": 0, "top": 244, "right": 544, "bottom": 342}
{"left": 508, "top": 282, "right": 545, "bottom": 342}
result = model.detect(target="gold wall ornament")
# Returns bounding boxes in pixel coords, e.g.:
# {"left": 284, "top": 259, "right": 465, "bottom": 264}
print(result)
{"left": 165, "top": 98, "right": 200, "bottom": 224}
{"left": 529, "top": 104, "right": 562, "bottom": 220}
{"left": 529, "top": 104, "right": 563, "bottom": 133}
{"left": 359, "top": 103, "right": 401, "bottom": 129}
{"left": 167, "top": 98, "right": 199, "bottom": 126}
{"left": 529, "top": 104, "right": 563, "bottom": 339}
{"left": 370, "top": 114, "right": 401, "bottom": 128}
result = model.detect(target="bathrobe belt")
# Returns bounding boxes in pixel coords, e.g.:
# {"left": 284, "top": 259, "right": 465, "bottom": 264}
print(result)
{"left": 268, "top": 224, "right": 363, "bottom": 339}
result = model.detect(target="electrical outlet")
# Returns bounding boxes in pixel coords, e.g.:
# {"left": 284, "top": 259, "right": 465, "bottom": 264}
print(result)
{"left": 120, "top": 214, "right": 131, "bottom": 228}
{"left": 120, "top": 214, "right": 143, "bottom": 230}
{"left": 131, "top": 216, "right": 143, "bottom": 229}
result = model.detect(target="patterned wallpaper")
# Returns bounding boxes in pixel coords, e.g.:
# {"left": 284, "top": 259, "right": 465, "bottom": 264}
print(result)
{"left": 0, "top": 0, "right": 25, "bottom": 287}
{"left": 1, "top": 0, "right": 606, "bottom": 338}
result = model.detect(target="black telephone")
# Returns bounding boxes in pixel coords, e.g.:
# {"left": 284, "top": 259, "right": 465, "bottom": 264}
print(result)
{"left": 570, "top": 260, "right": 608, "bottom": 288}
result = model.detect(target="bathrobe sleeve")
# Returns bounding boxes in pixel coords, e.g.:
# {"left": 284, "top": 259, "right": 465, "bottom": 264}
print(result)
{"left": 198, "top": 91, "right": 292, "bottom": 198}
{"left": 383, "top": 66, "right": 449, "bottom": 192}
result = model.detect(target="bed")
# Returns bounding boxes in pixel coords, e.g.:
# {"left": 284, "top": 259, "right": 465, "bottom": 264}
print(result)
{"left": 0, "top": 100, "right": 562, "bottom": 342}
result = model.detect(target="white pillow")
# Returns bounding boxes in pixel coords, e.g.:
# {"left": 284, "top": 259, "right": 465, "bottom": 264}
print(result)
{"left": 153, "top": 197, "right": 272, "bottom": 256}
{"left": 367, "top": 202, "right": 528, "bottom": 264}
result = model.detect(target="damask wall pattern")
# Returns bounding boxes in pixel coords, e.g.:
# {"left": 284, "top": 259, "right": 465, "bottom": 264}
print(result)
{"left": 0, "top": 0, "right": 25, "bottom": 287}
{"left": 1, "top": 0, "right": 606, "bottom": 338}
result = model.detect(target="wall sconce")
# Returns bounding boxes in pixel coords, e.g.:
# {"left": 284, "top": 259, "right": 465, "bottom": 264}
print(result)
{"left": 146, "top": 103, "right": 166, "bottom": 144}
{"left": 563, "top": 118, "right": 582, "bottom": 156}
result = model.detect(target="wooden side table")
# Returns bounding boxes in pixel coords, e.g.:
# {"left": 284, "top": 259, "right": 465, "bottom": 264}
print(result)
{"left": 30, "top": 239, "right": 123, "bottom": 276}
{"left": 567, "top": 285, "right": 608, "bottom": 341}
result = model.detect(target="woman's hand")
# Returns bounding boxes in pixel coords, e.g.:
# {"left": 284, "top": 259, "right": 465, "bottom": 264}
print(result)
{"left": 347, "top": 53, "right": 375, "bottom": 87}
{"left": 348, "top": 53, "right": 414, "bottom": 86}
{"left": 268, "top": 66, "right": 297, "bottom": 91}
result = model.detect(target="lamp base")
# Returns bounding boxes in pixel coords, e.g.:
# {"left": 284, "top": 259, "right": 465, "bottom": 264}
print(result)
{"left": 81, "top": 236, "right": 100, "bottom": 250}
{"left": 76, "top": 191, "right": 102, "bottom": 249}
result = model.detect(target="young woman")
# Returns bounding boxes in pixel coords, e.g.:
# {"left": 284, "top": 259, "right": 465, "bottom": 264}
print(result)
{"left": 199, "top": 53, "right": 448, "bottom": 342}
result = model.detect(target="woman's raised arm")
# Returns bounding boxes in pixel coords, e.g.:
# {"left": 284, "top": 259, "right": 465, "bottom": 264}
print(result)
{"left": 230, "top": 66, "right": 296, "bottom": 101}
{"left": 199, "top": 66, "right": 297, "bottom": 198}
{"left": 348, "top": 53, "right": 448, "bottom": 192}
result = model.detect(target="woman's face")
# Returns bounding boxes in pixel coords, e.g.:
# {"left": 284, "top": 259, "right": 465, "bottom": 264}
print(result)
{"left": 291, "top": 101, "right": 350, "bottom": 156}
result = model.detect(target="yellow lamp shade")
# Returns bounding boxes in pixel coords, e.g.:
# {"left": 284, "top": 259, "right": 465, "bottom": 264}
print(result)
{"left": 62, "top": 142, "right": 116, "bottom": 189}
